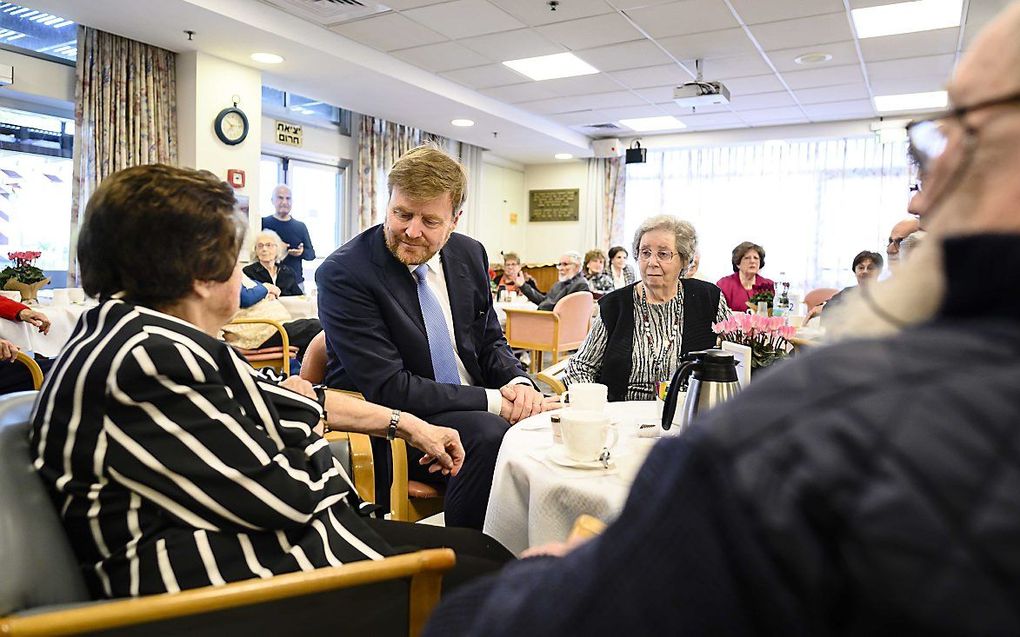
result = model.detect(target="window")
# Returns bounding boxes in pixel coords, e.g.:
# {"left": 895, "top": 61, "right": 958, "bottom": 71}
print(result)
{"left": 261, "top": 85, "right": 351, "bottom": 135}
{"left": 624, "top": 137, "right": 912, "bottom": 294}
{"left": 0, "top": 3, "right": 76, "bottom": 63}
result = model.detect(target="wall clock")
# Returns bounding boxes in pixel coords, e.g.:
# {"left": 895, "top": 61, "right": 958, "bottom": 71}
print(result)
{"left": 214, "top": 104, "right": 249, "bottom": 146}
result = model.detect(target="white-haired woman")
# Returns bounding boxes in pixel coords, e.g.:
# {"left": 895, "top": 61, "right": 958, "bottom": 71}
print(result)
{"left": 564, "top": 216, "right": 731, "bottom": 401}
{"left": 243, "top": 229, "right": 303, "bottom": 296}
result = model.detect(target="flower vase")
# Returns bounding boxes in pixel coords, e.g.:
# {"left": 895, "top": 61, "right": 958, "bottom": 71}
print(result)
{"left": 4, "top": 278, "right": 50, "bottom": 304}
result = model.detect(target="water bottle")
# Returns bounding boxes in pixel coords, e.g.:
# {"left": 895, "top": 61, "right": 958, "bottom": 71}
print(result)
{"left": 773, "top": 274, "right": 791, "bottom": 317}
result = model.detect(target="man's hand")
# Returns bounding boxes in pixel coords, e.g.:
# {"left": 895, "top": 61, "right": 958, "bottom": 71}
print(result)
{"left": 288, "top": 242, "right": 305, "bottom": 257}
{"left": 403, "top": 415, "right": 464, "bottom": 477}
{"left": 280, "top": 375, "right": 316, "bottom": 399}
{"left": 17, "top": 308, "right": 50, "bottom": 335}
{"left": 499, "top": 382, "right": 544, "bottom": 424}
{"left": 0, "top": 338, "right": 19, "bottom": 362}
{"left": 542, "top": 394, "right": 562, "bottom": 411}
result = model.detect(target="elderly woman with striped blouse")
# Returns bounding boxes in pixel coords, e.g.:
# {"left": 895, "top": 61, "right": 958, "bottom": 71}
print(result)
{"left": 31, "top": 165, "right": 510, "bottom": 600}
{"left": 564, "top": 216, "right": 731, "bottom": 402}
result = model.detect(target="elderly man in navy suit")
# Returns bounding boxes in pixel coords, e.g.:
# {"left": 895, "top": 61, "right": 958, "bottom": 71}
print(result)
{"left": 316, "top": 145, "right": 551, "bottom": 529}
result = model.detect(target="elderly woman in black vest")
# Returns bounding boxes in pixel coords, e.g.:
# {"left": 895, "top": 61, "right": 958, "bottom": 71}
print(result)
{"left": 563, "top": 216, "right": 730, "bottom": 401}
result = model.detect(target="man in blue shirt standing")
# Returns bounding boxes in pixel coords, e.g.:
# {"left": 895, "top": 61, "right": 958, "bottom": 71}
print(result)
{"left": 262, "top": 184, "right": 315, "bottom": 290}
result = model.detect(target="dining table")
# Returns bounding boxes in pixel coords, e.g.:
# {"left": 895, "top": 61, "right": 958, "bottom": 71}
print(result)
{"left": 483, "top": 400, "right": 667, "bottom": 556}
{"left": 0, "top": 296, "right": 96, "bottom": 358}
{"left": 492, "top": 297, "right": 536, "bottom": 327}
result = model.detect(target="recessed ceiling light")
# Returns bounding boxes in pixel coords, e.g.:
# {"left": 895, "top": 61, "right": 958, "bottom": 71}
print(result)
{"left": 451, "top": 118, "right": 474, "bottom": 127}
{"left": 873, "top": 90, "right": 948, "bottom": 113}
{"left": 794, "top": 52, "right": 832, "bottom": 66}
{"left": 618, "top": 116, "right": 686, "bottom": 132}
{"left": 251, "top": 52, "right": 284, "bottom": 64}
{"left": 503, "top": 52, "right": 598, "bottom": 81}
{"left": 555, "top": 153, "right": 574, "bottom": 160}
{"left": 851, "top": 0, "right": 962, "bottom": 39}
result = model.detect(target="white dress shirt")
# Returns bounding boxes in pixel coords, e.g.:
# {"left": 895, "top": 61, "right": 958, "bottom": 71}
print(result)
{"left": 409, "top": 253, "right": 529, "bottom": 415}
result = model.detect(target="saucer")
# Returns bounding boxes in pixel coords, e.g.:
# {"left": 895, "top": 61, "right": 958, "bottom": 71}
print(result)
{"left": 546, "top": 446, "right": 615, "bottom": 470}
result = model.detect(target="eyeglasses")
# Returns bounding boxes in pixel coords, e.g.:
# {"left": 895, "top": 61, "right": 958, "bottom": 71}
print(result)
{"left": 556, "top": 261, "right": 575, "bottom": 268}
{"left": 909, "top": 183, "right": 922, "bottom": 194}
{"left": 906, "top": 89, "right": 1020, "bottom": 171}
{"left": 888, "top": 236, "right": 905, "bottom": 248}
{"left": 255, "top": 243, "right": 277, "bottom": 249}
{"left": 637, "top": 249, "right": 676, "bottom": 262}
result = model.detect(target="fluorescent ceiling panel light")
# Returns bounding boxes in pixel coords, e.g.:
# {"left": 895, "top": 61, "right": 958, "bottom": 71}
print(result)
{"left": 502, "top": 52, "right": 598, "bottom": 81}
{"left": 873, "top": 90, "right": 947, "bottom": 112}
{"left": 554, "top": 153, "right": 574, "bottom": 159}
{"left": 618, "top": 116, "right": 686, "bottom": 132}
{"left": 851, "top": 0, "right": 962, "bottom": 39}
{"left": 451, "top": 118, "right": 474, "bottom": 127}
{"left": 251, "top": 52, "right": 284, "bottom": 64}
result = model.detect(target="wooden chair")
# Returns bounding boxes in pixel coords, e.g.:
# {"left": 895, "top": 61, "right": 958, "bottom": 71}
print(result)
{"left": 301, "top": 333, "right": 444, "bottom": 522}
{"left": 0, "top": 392, "right": 454, "bottom": 637}
{"left": 226, "top": 317, "right": 297, "bottom": 377}
{"left": 14, "top": 352, "right": 43, "bottom": 390}
{"left": 536, "top": 357, "right": 570, "bottom": 395}
{"left": 804, "top": 287, "right": 838, "bottom": 313}
{"left": 504, "top": 291, "right": 594, "bottom": 373}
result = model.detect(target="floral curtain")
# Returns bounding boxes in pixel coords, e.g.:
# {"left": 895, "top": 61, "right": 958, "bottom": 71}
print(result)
{"left": 69, "top": 25, "right": 177, "bottom": 284}
{"left": 603, "top": 157, "right": 626, "bottom": 249}
{"left": 355, "top": 114, "right": 450, "bottom": 231}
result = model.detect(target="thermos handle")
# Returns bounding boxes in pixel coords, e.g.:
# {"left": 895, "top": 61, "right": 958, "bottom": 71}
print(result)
{"left": 661, "top": 357, "right": 697, "bottom": 431}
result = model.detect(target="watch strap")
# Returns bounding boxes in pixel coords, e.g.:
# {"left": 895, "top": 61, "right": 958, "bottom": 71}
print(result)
{"left": 387, "top": 409, "right": 401, "bottom": 440}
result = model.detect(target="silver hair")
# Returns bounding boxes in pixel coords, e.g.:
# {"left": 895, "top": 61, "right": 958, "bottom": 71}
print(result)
{"left": 632, "top": 214, "right": 698, "bottom": 266}
{"left": 251, "top": 228, "right": 285, "bottom": 263}
{"left": 562, "top": 250, "right": 582, "bottom": 266}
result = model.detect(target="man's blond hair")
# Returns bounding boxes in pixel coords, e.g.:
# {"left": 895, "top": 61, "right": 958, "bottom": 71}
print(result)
{"left": 387, "top": 145, "right": 467, "bottom": 215}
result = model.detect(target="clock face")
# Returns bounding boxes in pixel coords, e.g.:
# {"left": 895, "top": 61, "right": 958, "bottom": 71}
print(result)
{"left": 215, "top": 107, "right": 249, "bottom": 145}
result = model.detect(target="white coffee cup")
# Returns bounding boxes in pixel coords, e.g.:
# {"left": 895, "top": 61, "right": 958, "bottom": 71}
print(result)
{"left": 560, "top": 410, "right": 619, "bottom": 463}
{"left": 0, "top": 290, "right": 20, "bottom": 302}
{"left": 67, "top": 288, "right": 86, "bottom": 304}
{"left": 562, "top": 383, "right": 608, "bottom": 413}
{"left": 51, "top": 288, "right": 71, "bottom": 305}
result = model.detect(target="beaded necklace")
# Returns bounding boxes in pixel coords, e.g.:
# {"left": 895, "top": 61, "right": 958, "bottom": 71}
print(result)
{"left": 637, "top": 279, "right": 684, "bottom": 379}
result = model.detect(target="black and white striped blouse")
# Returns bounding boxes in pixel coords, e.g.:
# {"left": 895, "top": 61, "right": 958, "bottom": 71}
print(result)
{"left": 564, "top": 285, "right": 731, "bottom": 400}
{"left": 31, "top": 299, "right": 391, "bottom": 598}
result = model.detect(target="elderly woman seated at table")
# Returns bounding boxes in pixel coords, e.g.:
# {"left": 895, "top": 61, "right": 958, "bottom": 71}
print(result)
{"left": 31, "top": 164, "right": 511, "bottom": 602}
{"left": 716, "top": 241, "right": 775, "bottom": 311}
{"left": 243, "top": 228, "right": 303, "bottom": 296}
{"left": 810, "top": 250, "right": 884, "bottom": 319}
{"left": 583, "top": 249, "right": 614, "bottom": 294}
{"left": 220, "top": 274, "right": 323, "bottom": 367}
{"left": 563, "top": 215, "right": 730, "bottom": 401}
{"left": 608, "top": 246, "right": 637, "bottom": 289}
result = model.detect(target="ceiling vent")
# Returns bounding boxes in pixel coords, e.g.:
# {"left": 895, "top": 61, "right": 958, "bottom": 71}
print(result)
{"left": 586, "top": 122, "right": 622, "bottom": 130}
{"left": 259, "top": 0, "right": 389, "bottom": 26}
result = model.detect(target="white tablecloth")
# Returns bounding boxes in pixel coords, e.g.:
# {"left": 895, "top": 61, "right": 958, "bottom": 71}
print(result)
{"left": 483, "top": 401, "right": 663, "bottom": 555}
{"left": 278, "top": 295, "right": 317, "bottom": 320}
{"left": 493, "top": 299, "right": 536, "bottom": 327}
{"left": 0, "top": 301, "right": 94, "bottom": 357}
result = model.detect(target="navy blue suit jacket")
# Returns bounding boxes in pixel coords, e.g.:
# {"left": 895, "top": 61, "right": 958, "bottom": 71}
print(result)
{"left": 315, "top": 225, "right": 526, "bottom": 417}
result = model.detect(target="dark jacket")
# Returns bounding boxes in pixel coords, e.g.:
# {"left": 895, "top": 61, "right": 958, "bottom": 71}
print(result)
{"left": 597, "top": 280, "right": 721, "bottom": 401}
{"left": 425, "top": 234, "right": 1020, "bottom": 636}
{"left": 520, "top": 272, "right": 589, "bottom": 310}
{"left": 243, "top": 262, "right": 303, "bottom": 297}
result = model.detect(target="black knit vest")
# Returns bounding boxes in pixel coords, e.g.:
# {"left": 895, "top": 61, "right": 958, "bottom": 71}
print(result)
{"left": 597, "top": 280, "right": 721, "bottom": 402}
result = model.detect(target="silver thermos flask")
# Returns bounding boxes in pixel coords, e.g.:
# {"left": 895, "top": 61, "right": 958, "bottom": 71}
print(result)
{"left": 661, "top": 350, "right": 741, "bottom": 433}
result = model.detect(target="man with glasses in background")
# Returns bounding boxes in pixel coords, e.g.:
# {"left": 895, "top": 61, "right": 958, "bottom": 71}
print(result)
{"left": 516, "top": 251, "right": 589, "bottom": 311}
{"left": 425, "top": 2, "right": 1020, "bottom": 633}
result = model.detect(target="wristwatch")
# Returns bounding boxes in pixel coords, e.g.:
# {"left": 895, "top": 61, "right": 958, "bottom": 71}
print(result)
{"left": 387, "top": 409, "right": 401, "bottom": 440}
{"left": 312, "top": 385, "right": 328, "bottom": 432}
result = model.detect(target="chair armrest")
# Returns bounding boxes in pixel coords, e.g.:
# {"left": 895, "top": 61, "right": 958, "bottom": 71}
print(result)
{"left": 567, "top": 514, "right": 606, "bottom": 542}
{"left": 224, "top": 318, "right": 291, "bottom": 354}
{"left": 15, "top": 352, "right": 43, "bottom": 390}
{"left": 0, "top": 549, "right": 455, "bottom": 637}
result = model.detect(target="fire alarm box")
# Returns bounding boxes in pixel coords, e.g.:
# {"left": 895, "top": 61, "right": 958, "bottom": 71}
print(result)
{"left": 227, "top": 169, "right": 245, "bottom": 188}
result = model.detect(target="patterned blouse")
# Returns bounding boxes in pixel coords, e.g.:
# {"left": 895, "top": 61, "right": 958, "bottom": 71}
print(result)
{"left": 564, "top": 284, "right": 731, "bottom": 400}
{"left": 587, "top": 272, "right": 615, "bottom": 293}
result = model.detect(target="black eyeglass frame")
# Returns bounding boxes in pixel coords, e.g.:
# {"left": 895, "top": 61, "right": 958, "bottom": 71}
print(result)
{"left": 906, "top": 89, "right": 1020, "bottom": 167}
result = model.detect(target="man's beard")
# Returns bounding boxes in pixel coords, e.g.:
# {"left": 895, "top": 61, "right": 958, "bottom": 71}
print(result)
{"left": 826, "top": 239, "right": 945, "bottom": 341}
{"left": 384, "top": 224, "right": 442, "bottom": 265}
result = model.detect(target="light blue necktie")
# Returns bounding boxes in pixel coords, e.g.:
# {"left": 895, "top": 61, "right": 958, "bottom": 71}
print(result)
{"left": 413, "top": 264, "right": 461, "bottom": 385}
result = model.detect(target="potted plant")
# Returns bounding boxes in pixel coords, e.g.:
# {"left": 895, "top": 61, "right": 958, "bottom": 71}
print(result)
{"left": 746, "top": 288, "right": 775, "bottom": 315}
{"left": 712, "top": 313, "right": 795, "bottom": 371}
{"left": 0, "top": 251, "right": 49, "bottom": 304}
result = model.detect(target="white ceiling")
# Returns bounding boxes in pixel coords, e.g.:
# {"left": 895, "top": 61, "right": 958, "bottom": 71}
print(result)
{"left": 22, "top": 0, "right": 1012, "bottom": 162}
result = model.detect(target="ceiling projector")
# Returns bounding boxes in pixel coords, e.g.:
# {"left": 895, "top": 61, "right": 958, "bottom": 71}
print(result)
{"left": 673, "top": 81, "right": 731, "bottom": 107}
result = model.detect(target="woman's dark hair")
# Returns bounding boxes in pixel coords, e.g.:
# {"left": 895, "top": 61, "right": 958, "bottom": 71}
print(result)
{"left": 79, "top": 164, "right": 244, "bottom": 308}
{"left": 608, "top": 245, "right": 628, "bottom": 260}
{"left": 852, "top": 250, "right": 884, "bottom": 271}
{"left": 731, "top": 241, "right": 766, "bottom": 273}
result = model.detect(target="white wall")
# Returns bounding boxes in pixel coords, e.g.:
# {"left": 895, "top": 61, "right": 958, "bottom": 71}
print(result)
{"left": 475, "top": 159, "right": 525, "bottom": 263}
{"left": 521, "top": 160, "right": 590, "bottom": 264}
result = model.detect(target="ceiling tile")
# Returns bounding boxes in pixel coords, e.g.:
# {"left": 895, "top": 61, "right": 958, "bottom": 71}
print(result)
{"left": 723, "top": 74, "right": 786, "bottom": 95}
{"left": 659, "top": 101, "right": 732, "bottom": 114}
{"left": 738, "top": 106, "right": 809, "bottom": 123}
{"left": 375, "top": 0, "right": 451, "bottom": 9}
{"left": 480, "top": 82, "right": 560, "bottom": 102}
{"left": 748, "top": 12, "right": 853, "bottom": 51}
{"left": 728, "top": 0, "right": 845, "bottom": 24}
{"left": 609, "top": 0, "right": 680, "bottom": 10}
{"left": 575, "top": 40, "right": 671, "bottom": 72}
{"left": 626, "top": 0, "right": 738, "bottom": 38}
{"left": 680, "top": 54, "right": 772, "bottom": 79}
{"left": 658, "top": 28, "right": 758, "bottom": 59}
{"left": 521, "top": 90, "right": 648, "bottom": 114}
{"left": 765, "top": 40, "right": 860, "bottom": 72}
{"left": 549, "top": 110, "right": 615, "bottom": 125}
{"left": 803, "top": 99, "right": 875, "bottom": 120}
{"left": 536, "top": 13, "right": 644, "bottom": 49}
{"left": 531, "top": 73, "right": 624, "bottom": 96}
{"left": 860, "top": 29, "right": 960, "bottom": 62}
{"left": 677, "top": 111, "right": 746, "bottom": 127}
{"left": 598, "top": 104, "right": 671, "bottom": 120}
{"left": 392, "top": 41, "right": 492, "bottom": 71}
{"left": 962, "top": 0, "right": 1012, "bottom": 48}
{"left": 330, "top": 12, "right": 447, "bottom": 51}
{"left": 866, "top": 54, "right": 956, "bottom": 81}
{"left": 781, "top": 63, "right": 864, "bottom": 89}
{"left": 793, "top": 83, "right": 870, "bottom": 105}
{"left": 403, "top": 0, "right": 525, "bottom": 39}
{"left": 459, "top": 28, "right": 565, "bottom": 60}
{"left": 491, "top": 0, "right": 614, "bottom": 27}
{"left": 869, "top": 75, "right": 947, "bottom": 95}
{"left": 441, "top": 63, "right": 529, "bottom": 87}
{"left": 633, "top": 85, "right": 679, "bottom": 102}
{"left": 608, "top": 63, "right": 693, "bottom": 89}
{"left": 729, "top": 90, "right": 797, "bottom": 111}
